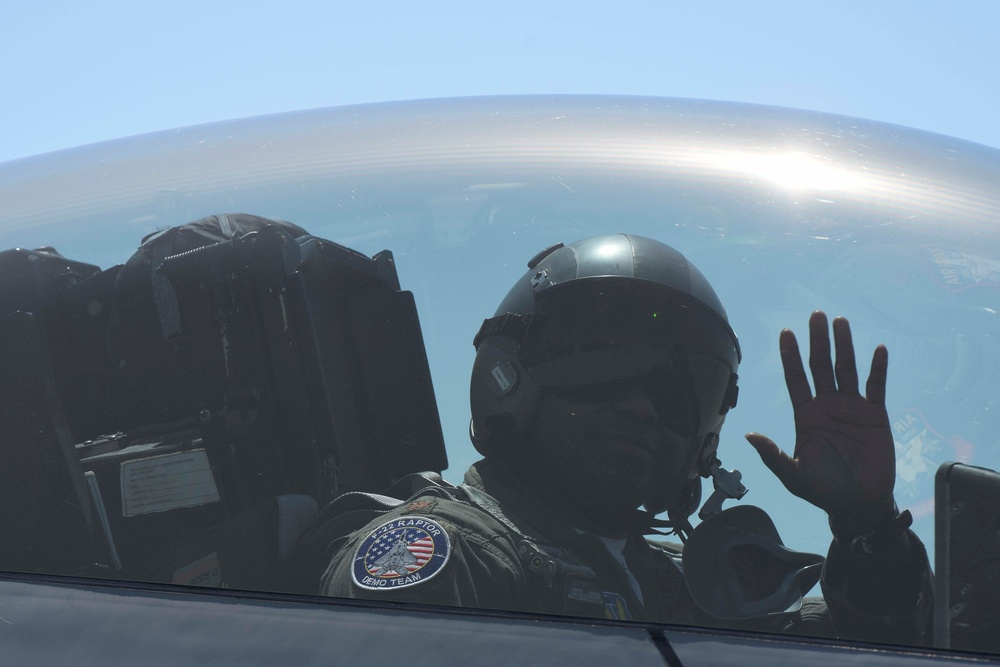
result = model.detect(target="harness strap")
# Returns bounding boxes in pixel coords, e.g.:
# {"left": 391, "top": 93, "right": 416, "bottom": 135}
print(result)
{"left": 456, "top": 483, "right": 629, "bottom": 617}
{"left": 296, "top": 472, "right": 617, "bottom": 616}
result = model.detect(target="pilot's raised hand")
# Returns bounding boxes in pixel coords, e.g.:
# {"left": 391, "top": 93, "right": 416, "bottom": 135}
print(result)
{"left": 745, "top": 311, "right": 897, "bottom": 536}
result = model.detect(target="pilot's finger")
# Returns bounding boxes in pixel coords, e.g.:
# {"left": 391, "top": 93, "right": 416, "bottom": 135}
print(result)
{"left": 808, "top": 311, "right": 837, "bottom": 394}
{"left": 746, "top": 433, "right": 802, "bottom": 491}
{"left": 866, "top": 344, "right": 889, "bottom": 406}
{"left": 832, "top": 316, "right": 859, "bottom": 395}
{"left": 779, "top": 328, "right": 812, "bottom": 408}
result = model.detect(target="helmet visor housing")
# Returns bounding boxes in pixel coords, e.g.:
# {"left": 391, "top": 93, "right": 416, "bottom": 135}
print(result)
{"left": 517, "top": 278, "right": 740, "bottom": 438}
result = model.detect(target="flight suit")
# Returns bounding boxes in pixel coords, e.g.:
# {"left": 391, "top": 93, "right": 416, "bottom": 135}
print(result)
{"left": 320, "top": 458, "right": 932, "bottom": 644}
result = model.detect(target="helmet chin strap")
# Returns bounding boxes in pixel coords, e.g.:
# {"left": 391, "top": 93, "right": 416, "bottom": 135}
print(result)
{"left": 629, "top": 508, "right": 691, "bottom": 538}
{"left": 647, "top": 440, "right": 748, "bottom": 542}
{"left": 693, "top": 427, "right": 749, "bottom": 519}
{"left": 642, "top": 459, "right": 748, "bottom": 542}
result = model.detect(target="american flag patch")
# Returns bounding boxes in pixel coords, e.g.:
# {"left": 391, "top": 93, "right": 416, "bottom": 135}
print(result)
{"left": 352, "top": 516, "right": 451, "bottom": 591}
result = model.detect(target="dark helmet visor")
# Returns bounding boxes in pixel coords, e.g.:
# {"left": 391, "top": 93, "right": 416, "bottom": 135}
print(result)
{"left": 544, "top": 368, "right": 704, "bottom": 436}
{"left": 517, "top": 279, "right": 740, "bottom": 434}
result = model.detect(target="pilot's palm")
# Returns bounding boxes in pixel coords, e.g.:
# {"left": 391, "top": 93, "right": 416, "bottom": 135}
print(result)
{"left": 747, "top": 312, "right": 896, "bottom": 524}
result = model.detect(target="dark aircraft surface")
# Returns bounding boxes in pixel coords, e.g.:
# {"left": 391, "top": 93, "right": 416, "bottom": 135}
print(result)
{"left": 0, "top": 95, "right": 998, "bottom": 664}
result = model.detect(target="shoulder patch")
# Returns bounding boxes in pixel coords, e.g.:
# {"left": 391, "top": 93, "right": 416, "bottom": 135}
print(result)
{"left": 352, "top": 515, "right": 451, "bottom": 591}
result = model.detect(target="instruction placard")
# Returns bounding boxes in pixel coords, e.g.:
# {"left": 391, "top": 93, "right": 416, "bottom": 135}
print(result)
{"left": 172, "top": 552, "right": 223, "bottom": 587}
{"left": 120, "top": 449, "right": 221, "bottom": 517}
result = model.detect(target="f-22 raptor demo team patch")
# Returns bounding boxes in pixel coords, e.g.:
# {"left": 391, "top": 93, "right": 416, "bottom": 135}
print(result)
{"left": 352, "top": 516, "right": 451, "bottom": 590}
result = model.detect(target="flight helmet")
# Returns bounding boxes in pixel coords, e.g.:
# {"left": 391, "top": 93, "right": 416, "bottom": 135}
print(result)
{"left": 470, "top": 234, "right": 741, "bottom": 519}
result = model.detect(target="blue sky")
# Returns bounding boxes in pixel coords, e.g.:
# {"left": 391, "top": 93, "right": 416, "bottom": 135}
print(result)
{"left": 2, "top": 1, "right": 999, "bottom": 164}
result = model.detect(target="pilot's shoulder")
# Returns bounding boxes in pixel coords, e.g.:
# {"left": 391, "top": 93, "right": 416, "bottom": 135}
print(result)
{"left": 342, "top": 488, "right": 518, "bottom": 548}
{"left": 322, "top": 488, "right": 525, "bottom": 600}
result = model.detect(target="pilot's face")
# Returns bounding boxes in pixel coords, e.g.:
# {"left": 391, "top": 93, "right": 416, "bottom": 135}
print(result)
{"left": 524, "top": 377, "right": 687, "bottom": 515}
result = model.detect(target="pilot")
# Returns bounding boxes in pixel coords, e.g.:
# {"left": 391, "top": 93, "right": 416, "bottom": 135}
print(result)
{"left": 317, "top": 234, "right": 931, "bottom": 642}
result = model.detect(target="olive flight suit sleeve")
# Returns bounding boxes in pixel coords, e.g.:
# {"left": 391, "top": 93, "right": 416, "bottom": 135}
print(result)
{"left": 320, "top": 495, "right": 531, "bottom": 613}
{"left": 644, "top": 531, "right": 926, "bottom": 643}
{"left": 820, "top": 524, "right": 933, "bottom": 645}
